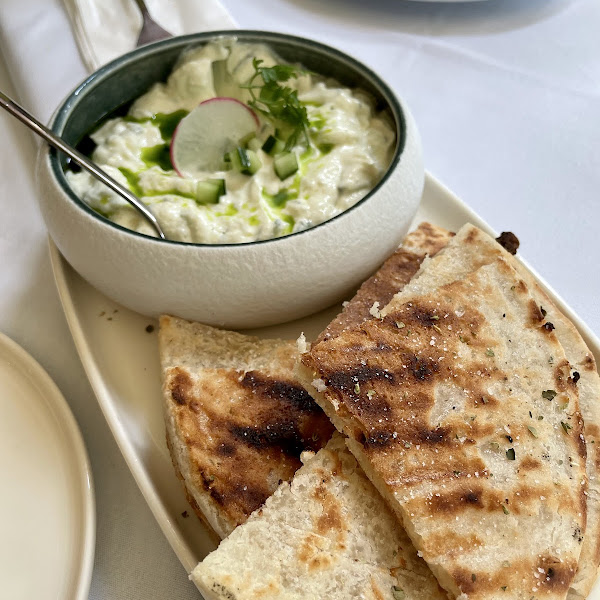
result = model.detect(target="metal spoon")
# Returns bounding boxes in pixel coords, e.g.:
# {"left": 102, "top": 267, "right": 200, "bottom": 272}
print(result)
{"left": 133, "top": 0, "right": 172, "bottom": 47}
{"left": 0, "top": 90, "right": 166, "bottom": 240}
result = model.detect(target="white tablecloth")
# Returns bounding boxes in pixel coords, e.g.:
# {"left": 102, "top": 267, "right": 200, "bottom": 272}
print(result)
{"left": 1, "top": 0, "right": 599, "bottom": 598}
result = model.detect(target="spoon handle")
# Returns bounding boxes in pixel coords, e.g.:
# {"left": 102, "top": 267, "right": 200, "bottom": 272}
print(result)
{"left": 132, "top": 0, "right": 172, "bottom": 47}
{"left": 0, "top": 90, "right": 166, "bottom": 240}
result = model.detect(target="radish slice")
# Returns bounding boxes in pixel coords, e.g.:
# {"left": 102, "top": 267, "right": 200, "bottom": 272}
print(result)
{"left": 171, "top": 97, "right": 259, "bottom": 177}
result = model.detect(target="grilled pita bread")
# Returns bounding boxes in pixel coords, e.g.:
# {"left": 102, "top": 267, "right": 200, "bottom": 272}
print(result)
{"left": 159, "top": 315, "right": 334, "bottom": 538}
{"left": 380, "top": 224, "right": 600, "bottom": 599}
{"left": 192, "top": 433, "right": 448, "bottom": 600}
{"left": 544, "top": 311, "right": 600, "bottom": 599}
{"left": 300, "top": 253, "right": 588, "bottom": 599}
{"left": 317, "top": 222, "right": 453, "bottom": 344}
{"left": 159, "top": 224, "right": 451, "bottom": 539}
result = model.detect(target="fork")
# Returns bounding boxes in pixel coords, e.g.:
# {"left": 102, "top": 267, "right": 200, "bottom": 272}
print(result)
{"left": 133, "top": 0, "right": 172, "bottom": 47}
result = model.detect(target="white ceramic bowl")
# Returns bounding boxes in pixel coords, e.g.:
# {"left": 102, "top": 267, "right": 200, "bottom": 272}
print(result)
{"left": 36, "top": 31, "right": 424, "bottom": 329}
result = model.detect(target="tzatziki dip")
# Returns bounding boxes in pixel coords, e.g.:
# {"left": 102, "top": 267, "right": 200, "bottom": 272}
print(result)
{"left": 67, "top": 39, "right": 396, "bottom": 244}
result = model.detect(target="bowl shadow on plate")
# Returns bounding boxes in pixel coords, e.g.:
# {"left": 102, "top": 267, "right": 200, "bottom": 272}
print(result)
{"left": 283, "top": 0, "right": 573, "bottom": 36}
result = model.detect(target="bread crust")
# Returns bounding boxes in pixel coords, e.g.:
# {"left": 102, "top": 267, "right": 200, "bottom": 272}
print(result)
{"left": 317, "top": 222, "right": 453, "bottom": 344}
{"left": 192, "top": 434, "right": 449, "bottom": 600}
{"left": 159, "top": 315, "right": 334, "bottom": 538}
{"left": 381, "top": 223, "right": 600, "bottom": 599}
{"left": 300, "top": 225, "right": 595, "bottom": 600}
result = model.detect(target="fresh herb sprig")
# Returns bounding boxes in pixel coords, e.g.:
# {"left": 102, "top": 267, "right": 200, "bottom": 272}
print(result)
{"left": 242, "top": 59, "right": 310, "bottom": 150}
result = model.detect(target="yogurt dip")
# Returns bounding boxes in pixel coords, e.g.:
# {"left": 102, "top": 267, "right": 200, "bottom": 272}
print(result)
{"left": 67, "top": 39, "right": 396, "bottom": 244}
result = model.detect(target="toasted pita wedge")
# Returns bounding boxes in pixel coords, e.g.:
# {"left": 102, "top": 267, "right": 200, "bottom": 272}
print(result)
{"left": 380, "top": 224, "right": 600, "bottom": 599}
{"left": 159, "top": 225, "right": 450, "bottom": 539}
{"left": 159, "top": 315, "right": 334, "bottom": 538}
{"left": 300, "top": 255, "right": 588, "bottom": 600}
{"left": 192, "top": 433, "right": 448, "bottom": 600}
{"left": 317, "top": 222, "right": 453, "bottom": 344}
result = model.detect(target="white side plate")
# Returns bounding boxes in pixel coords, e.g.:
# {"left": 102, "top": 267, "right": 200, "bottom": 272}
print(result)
{"left": 0, "top": 333, "right": 95, "bottom": 600}
{"left": 48, "top": 172, "right": 600, "bottom": 595}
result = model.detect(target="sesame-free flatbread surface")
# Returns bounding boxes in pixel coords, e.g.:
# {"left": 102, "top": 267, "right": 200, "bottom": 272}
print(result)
{"left": 192, "top": 434, "right": 448, "bottom": 600}
{"left": 159, "top": 315, "right": 334, "bottom": 539}
{"left": 380, "top": 224, "right": 600, "bottom": 599}
{"left": 316, "top": 222, "right": 453, "bottom": 344}
{"left": 300, "top": 254, "right": 588, "bottom": 600}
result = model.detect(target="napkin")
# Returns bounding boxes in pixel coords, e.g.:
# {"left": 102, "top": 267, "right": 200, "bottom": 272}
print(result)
{"left": 63, "top": 0, "right": 237, "bottom": 71}
{"left": 0, "top": 0, "right": 236, "bottom": 121}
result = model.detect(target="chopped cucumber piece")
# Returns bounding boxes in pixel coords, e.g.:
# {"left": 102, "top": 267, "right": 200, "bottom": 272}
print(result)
{"left": 271, "top": 190, "right": 289, "bottom": 207}
{"left": 247, "top": 137, "right": 262, "bottom": 152}
{"left": 208, "top": 178, "right": 226, "bottom": 196}
{"left": 273, "top": 152, "right": 298, "bottom": 181}
{"left": 231, "top": 147, "right": 262, "bottom": 175}
{"left": 196, "top": 180, "right": 224, "bottom": 204}
{"left": 262, "top": 135, "right": 285, "bottom": 156}
{"left": 236, "top": 147, "right": 251, "bottom": 171}
{"left": 239, "top": 131, "right": 257, "bottom": 147}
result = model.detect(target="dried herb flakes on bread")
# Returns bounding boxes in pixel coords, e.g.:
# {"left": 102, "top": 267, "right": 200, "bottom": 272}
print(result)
{"left": 299, "top": 227, "right": 592, "bottom": 600}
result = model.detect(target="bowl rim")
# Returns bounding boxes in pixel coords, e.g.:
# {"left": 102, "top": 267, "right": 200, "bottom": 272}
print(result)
{"left": 49, "top": 29, "right": 408, "bottom": 249}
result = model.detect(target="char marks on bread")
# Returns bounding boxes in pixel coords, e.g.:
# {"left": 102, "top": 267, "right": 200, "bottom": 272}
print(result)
{"left": 159, "top": 315, "right": 334, "bottom": 539}
{"left": 192, "top": 433, "right": 448, "bottom": 600}
{"left": 186, "top": 223, "right": 457, "bottom": 599}
{"left": 299, "top": 224, "right": 595, "bottom": 600}
{"left": 163, "top": 222, "right": 600, "bottom": 599}
{"left": 158, "top": 225, "right": 450, "bottom": 540}
{"left": 317, "top": 222, "right": 454, "bottom": 344}
{"left": 381, "top": 223, "right": 600, "bottom": 600}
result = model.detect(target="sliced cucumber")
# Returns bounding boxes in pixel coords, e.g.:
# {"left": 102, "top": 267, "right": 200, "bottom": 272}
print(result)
{"left": 245, "top": 150, "right": 262, "bottom": 175}
{"left": 196, "top": 179, "right": 225, "bottom": 204}
{"left": 261, "top": 135, "right": 285, "bottom": 156}
{"left": 231, "top": 147, "right": 262, "bottom": 175}
{"left": 273, "top": 152, "right": 299, "bottom": 181}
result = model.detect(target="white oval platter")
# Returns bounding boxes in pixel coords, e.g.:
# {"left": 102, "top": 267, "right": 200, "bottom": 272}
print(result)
{"left": 48, "top": 172, "right": 600, "bottom": 596}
